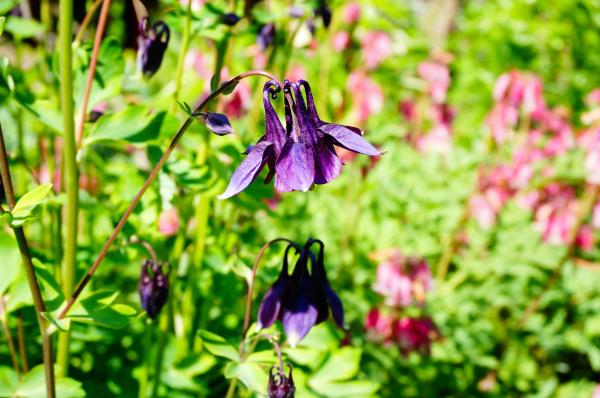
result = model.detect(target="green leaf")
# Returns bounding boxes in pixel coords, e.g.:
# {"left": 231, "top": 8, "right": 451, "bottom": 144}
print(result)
{"left": 0, "top": 233, "right": 20, "bottom": 294}
{"left": 14, "top": 365, "right": 85, "bottom": 397}
{"left": 10, "top": 183, "right": 53, "bottom": 227}
{"left": 310, "top": 347, "right": 362, "bottom": 384}
{"left": 0, "top": 366, "right": 18, "bottom": 396}
{"left": 309, "top": 380, "right": 380, "bottom": 397}
{"left": 198, "top": 330, "right": 240, "bottom": 361}
{"left": 4, "top": 16, "right": 45, "bottom": 39}
{"left": 224, "top": 362, "right": 268, "bottom": 393}
{"left": 33, "top": 259, "right": 65, "bottom": 312}
{"left": 0, "top": 16, "right": 5, "bottom": 36}
{"left": 177, "top": 101, "right": 193, "bottom": 116}
{"left": 84, "top": 106, "right": 165, "bottom": 145}
{"left": 246, "top": 350, "right": 277, "bottom": 364}
{"left": 65, "top": 290, "right": 136, "bottom": 329}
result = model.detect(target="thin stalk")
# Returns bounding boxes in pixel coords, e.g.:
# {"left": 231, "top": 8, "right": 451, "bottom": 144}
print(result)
{"left": 58, "top": 70, "right": 278, "bottom": 320}
{"left": 17, "top": 313, "right": 29, "bottom": 373}
{"left": 74, "top": 0, "right": 104, "bottom": 44}
{"left": 516, "top": 184, "right": 600, "bottom": 327}
{"left": 0, "top": 124, "right": 56, "bottom": 397}
{"left": 58, "top": 0, "right": 78, "bottom": 376}
{"left": 240, "top": 238, "right": 295, "bottom": 350}
{"left": 0, "top": 297, "right": 20, "bottom": 379}
{"left": 138, "top": 320, "right": 152, "bottom": 398}
{"left": 172, "top": 0, "right": 193, "bottom": 112}
{"left": 151, "top": 299, "right": 171, "bottom": 398}
{"left": 75, "top": 0, "right": 112, "bottom": 147}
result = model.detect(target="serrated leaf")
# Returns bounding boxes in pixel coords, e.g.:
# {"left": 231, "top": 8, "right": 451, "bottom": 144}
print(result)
{"left": 10, "top": 183, "right": 53, "bottom": 227}
{"left": 198, "top": 330, "right": 240, "bottom": 361}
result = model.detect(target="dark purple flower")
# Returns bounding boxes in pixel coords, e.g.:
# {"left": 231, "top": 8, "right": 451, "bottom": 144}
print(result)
{"left": 257, "top": 239, "right": 344, "bottom": 347}
{"left": 221, "top": 12, "right": 241, "bottom": 26}
{"left": 196, "top": 112, "right": 233, "bottom": 135}
{"left": 139, "top": 260, "right": 169, "bottom": 319}
{"left": 268, "top": 365, "right": 295, "bottom": 398}
{"left": 257, "top": 23, "right": 276, "bottom": 51}
{"left": 314, "top": 1, "right": 332, "bottom": 28}
{"left": 219, "top": 79, "right": 381, "bottom": 198}
{"left": 137, "top": 18, "right": 170, "bottom": 77}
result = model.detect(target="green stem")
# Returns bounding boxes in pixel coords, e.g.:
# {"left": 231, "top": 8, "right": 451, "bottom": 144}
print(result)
{"left": 58, "top": 0, "right": 78, "bottom": 377}
{"left": 57, "top": 70, "right": 278, "bottom": 320}
{"left": 138, "top": 321, "right": 152, "bottom": 398}
{"left": 0, "top": 124, "right": 56, "bottom": 397}
{"left": 172, "top": 0, "right": 193, "bottom": 112}
{"left": 0, "top": 296, "right": 20, "bottom": 379}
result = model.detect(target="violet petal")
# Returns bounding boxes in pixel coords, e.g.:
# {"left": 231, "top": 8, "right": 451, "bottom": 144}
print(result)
{"left": 218, "top": 140, "right": 273, "bottom": 199}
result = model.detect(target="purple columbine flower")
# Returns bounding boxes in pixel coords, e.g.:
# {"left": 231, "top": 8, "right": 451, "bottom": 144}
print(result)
{"left": 139, "top": 260, "right": 169, "bottom": 319}
{"left": 257, "top": 23, "right": 276, "bottom": 51}
{"left": 218, "top": 79, "right": 381, "bottom": 198}
{"left": 221, "top": 12, "right": 241, "bottom": 26}
{"left": 314, "top": 1, "right": 332, "bottom": 28}
{"left": 137, "top": 17, "right": 170, "bottom": 77}
{"left": 257, "top": 239, "right": 345, "bottom": 347}
{"left": 268, "top": 365, "right": 295, "bottom": 398}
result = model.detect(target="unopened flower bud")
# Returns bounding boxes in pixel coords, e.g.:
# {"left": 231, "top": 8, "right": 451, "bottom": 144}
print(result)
{"left": 267, "top": 365, "right": 295, "bottom": 398}
{"left": 139, "top": 260, "right": 169, "bottom": 319}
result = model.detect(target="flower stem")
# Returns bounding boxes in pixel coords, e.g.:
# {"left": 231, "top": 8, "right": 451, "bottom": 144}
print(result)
{"left": 17, "top": 312, "right": 28, "bottom": 373}
{"left": 75, "top": 0, "right": 112, "bottom": 147}
{"left": 0, "top": 123, "right": 56, "bottom": 397}
{"left": 57, "top": 0, "right": 78, "bottom": 376}
{"left": 57, "top": 70, "right": 279, "bottom": 318}
{"left": 172, "top": 0, "right": 193, "bottom": 112}
{"left": 0, "top": 296, "right": 20, "bottom": 379}
{"left": 516, "top": 184, "right": 600, "bottom": 327}
{"left": 73, "top": 0, "right": 104, "bottom": 44}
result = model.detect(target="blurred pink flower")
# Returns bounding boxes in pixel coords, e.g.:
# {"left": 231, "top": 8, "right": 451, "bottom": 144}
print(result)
{"left": 575, "top": 225, "right": 594, "bottom": 252}
{"left": 348, "top": 71, "right": 384, "bottom": 124}
{"left": 593, "top": 202, "right": 600, "bottom": 229}
{"left": 365, "top": 308, "right": 393, "bottom": 343}
{"left": 331, "top": 31, "right": 351, "bottom": 51}
{"left": 585, "top": 148, "right": 600, "bottom": 185}
{"left": 532, "top": 184, "right": 577, "bottom": 246}
{"left": 586, "top": 89, "right": 600, "bottom": 106}
{"left": 185, "top": 49, "right": 212, "bottom": 79}
{"left": 394, "top": 317, "right": 439, "bottom": 356}
{"left": 181, "top": 0, "right": 205, "bottom": 11}
{"left": 418, "top": 61, "right": 450, "bottom": 103}
{"left": 158, "top": 208, "right": 180, "bottom": 237}
{"left": 343, "top": 2, "right": 361, "bottom": 24}
{"left": 399, "top": 100, "right": 416, "bottom": 122}
{"left": 361, "top": 31, "right": 392, "bottom": 70}
{"left": 287, "top": 65, "right": 307, "bottom": 82}
{"left": 372, "top": 252, "right": 432, "bottom": 307}
{"left": 470, "top": 194, "right": 498, "bottom": 229}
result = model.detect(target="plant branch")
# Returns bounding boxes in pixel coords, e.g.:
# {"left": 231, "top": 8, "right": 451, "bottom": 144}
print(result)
{"left": 0, "top": 123, "right": 56, "bottom": 397}
{"left": 17, "top": 313, "right": 29, "bottom": 373}
{"left": 74, "top": 0, "right": 104, "bottom": 44}
{"left": 75, "top": 0, "right": 112, "bottom": 147}
{"left": 0, "top": 296, "right": 20, "bottom": 379}
{"left": 58, "top": 0, "right": 78, "bottom": 376}
{"left": 172, "top": 0, "right": 193, "bottom": 112}
{"left": 58, "top": 71, "right": 279, "bottom": 320}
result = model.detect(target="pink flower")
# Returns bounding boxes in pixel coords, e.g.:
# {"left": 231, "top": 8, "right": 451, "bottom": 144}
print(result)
{"left": 575, "top": 225, "right": 594, "bottom": 252}
{"left": 533, "top": 184, "right": 577, "bottom": 246}
{"left": 181, "top": 0, "right": 205, "bottom": 12}
{"left": 331, "top": 31, "right": 351, "bottom": 51}
{"left": 418, "top": 61, "right": 450, "bottom": 103}
{"left": 399, "top": 100, "right": 416, "bottom": 122}
{"left": 394, "top": 317, "right": 439, "bottom": 356}
{"left": 343, "top": 2, "right": 361, "bottom": 24}
{"left": 158, "top": 208, "right": 180, "bottom": 237}
{"left": 470, "top": 194, "right": 498, "bottom": 229}
{"left": 287, "top": 65, "right": 307, "bottom": 82}
{"left": 365, "top": 308, "right": 394, "bottom": 342}
{"left": 361, "top": 31, "right": 392, "bottom": 70}
{"left": 585, "top": 147, "right": 600, "bottom": 185}
{"left": 593, "top": 201, "right": 600, "bottom": 229}
{"left": 372, "top": 251, "right": 432, "bottom": 307}
{"left": 586, "top": 89, "right": 600, "bottom": 106}
{"left": 347, "top": 71, "right": 384, "bottom": 124}
{"left": 185, "top": 49, "right": 212, "bottom": 79}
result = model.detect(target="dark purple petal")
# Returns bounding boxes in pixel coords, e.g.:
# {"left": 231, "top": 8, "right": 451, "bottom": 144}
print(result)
{"left": 263, "top": 82, "right": 286, "bottom": 153}
{"left": 218, "top": 140, "right": 274, "bottom": 199}
{"left": 319, "top": 123, "right": 381, "bottom": 156}
{"left": 298, "top": 80, "right": 321, "bottom": 126}
{"left": 257, "top": 281, "right": 286, "bottom": 329}
{"left": 137, "top": 19, "right": 170, "bottom": 77}
{"left": 257, "top": 23, "right": 276, "bottom": 50}
{"left": 274, "top": 141, "right": 315, "bottom": 192}
{"left": 325, "top": 286, "right": 345, "bottom": 328}
{"left": 313, "top": 142, "right": 342, "bottom": 184}
{"left": 221, "top": 12, "right": 241, "bottom": 26}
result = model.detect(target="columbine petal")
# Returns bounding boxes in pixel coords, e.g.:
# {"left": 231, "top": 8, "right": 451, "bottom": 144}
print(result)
{"left": 218, "top": 141, "right": 274, "bottom": 199}
{"left": 319, "top": 123, "right": 381, "bottom": 156}
{"left": 280, "top": 292, "right": 319, "bottom": 347}
{"left": 325, "top": 286, "right": 345, "bottom": 328}
{"left": 257, "top": 282, "right": 286, "bottom": 329}
{"left": 313, "top": 141, "right": 342, "bottom": 184}
{"left": 275, "top": 141, "right": 315, "bottom": 192}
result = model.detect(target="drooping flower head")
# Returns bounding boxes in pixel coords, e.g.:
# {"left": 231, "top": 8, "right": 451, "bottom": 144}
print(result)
{"left": 256, "top": 239, "right": 345, "bottom": 347}
{"left": 267, "top": 365, "right": 295, "bottom": 398}
{"left": 258, "top": 23, "right": 276, "bottom": 51}
{"left": 219, "top": 79, "right": 381, "bottom": 198}
{"left": 139, "top": 260, "right": 170, "bottom": 319}
{"left": 137, "top": 17, "right": 170, "bottom": 76}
